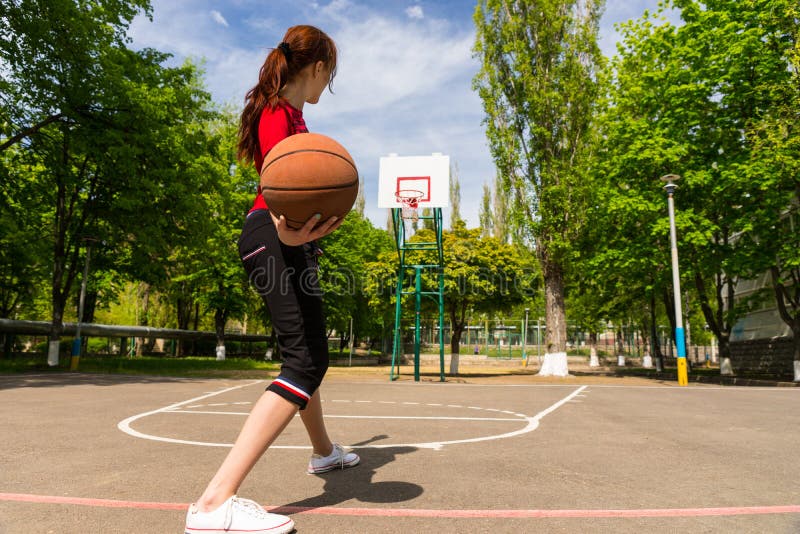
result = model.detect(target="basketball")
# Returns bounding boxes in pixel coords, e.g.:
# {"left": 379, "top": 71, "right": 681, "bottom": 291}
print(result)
{"left": 260, "top": 133, "right": 359, "bottom": 230}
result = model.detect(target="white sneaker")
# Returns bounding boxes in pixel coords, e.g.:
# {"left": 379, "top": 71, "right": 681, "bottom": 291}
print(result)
{"left": 185, "top": 495, "right": 294, "bottom": 534}
{"left": 307, "top": 443, "right": 360, "bottom": 474}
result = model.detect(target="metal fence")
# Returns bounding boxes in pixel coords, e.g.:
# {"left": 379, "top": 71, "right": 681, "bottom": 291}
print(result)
{"left": 399, "top": 317, "right": 719, "bottom": 363}
{"left": 0, "top": 319, "right": 272, "bottom": 358}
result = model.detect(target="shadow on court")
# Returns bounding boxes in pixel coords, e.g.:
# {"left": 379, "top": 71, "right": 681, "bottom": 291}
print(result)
{"left": 0, "top": 372, "right": 192, "bottom": 390}
{"left": 275, "top": 436, "right": 422, "bottom": 513}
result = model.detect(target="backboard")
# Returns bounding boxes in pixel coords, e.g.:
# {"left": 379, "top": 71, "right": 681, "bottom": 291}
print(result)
{"left": 378, "top": 153, "right": 450, "bottom": 208}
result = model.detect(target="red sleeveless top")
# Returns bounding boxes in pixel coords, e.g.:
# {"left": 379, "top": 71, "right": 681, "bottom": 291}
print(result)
{"left": 249, "top": 102, "right": 308, "bottom": 213}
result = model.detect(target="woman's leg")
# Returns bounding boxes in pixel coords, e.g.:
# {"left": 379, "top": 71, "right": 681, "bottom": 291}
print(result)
{"left": 195, "top": 391, "right": 298, "bottom": 512}
{"left": 300, "top": 389, "right": 333, "bottom": 456}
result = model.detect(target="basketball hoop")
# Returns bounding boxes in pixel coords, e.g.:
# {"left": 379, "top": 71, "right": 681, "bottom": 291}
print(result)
{"left": 395, "top": 189, "right": 424, "bottom": 221}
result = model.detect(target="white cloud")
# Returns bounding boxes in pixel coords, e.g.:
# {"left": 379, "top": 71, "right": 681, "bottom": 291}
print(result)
{"left": 210, "top": 10, "right": 229, "bottom": 27}
{"left": 309, "top": 17, "right": 474, "bottom": 118}
{"left": 298, "top": 10, "right": 486, "bottom": 225}
{"left": 317, "top": 0, "right": 354, "bottom": 22}
{"left": 406, "top": 5, "right": 424, "bottom": 19}
{"left": 244, "top": 16, "right": 279, "bottom": 32}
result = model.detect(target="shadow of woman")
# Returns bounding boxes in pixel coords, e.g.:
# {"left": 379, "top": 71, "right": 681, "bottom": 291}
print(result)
{"left": 271, "top": 435, "right": 423, "bottom": 513}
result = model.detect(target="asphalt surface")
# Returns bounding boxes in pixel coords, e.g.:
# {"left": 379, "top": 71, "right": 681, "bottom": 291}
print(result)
{"left": 1, "top": 371, "right": 799, "bottom": 533}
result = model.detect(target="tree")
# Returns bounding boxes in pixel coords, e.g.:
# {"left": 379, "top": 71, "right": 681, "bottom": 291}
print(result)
{"left": 492, "top": 174, "right": 509, "bottom": 244}
{"left": 0, "top": 150, "right": 49, "bottom": 319}
{"left": 403, "top": 222, "right": 536, "bottom": 374}
{"left": 600, "top": 0, "right": 799, "bottom": 376}
{"left": 473, "top": 0, "right": 603, "bottom": 375}
{"left": 1, "top": 0, "right": 214, "bottom": 364}
{"left": 0, "top": 0, "right": 151, "bottom": 153}
{"left": 449, "top": 163, "right": 463, "bottom": 229}
{"left": 353, "top": 178, "right": 366, "bottom": 216}
{"left": 178, "top": 109, "right": 254, "bottom": 360}
{"left": 319, "top": 211, "right": 394, "bottom": 355}
{"left": 479, "top": 182, "right": 493, "bottom": 238}
{"left": 737, "top": 3, "right": 800, "bottom": 378}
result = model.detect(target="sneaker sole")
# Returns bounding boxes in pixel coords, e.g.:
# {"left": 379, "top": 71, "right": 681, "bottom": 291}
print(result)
{"left": 307, "top": 456, "right": 360, "bottom": 474}
{"left": 185, "top": 517, "right": 294, "bottom": 534}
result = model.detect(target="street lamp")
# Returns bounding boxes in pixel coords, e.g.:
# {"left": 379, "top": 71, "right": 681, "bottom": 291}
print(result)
{"left": 522, "top": 308, "right": 530, "bottom": 366}
{"left": 70, "top": 236, "right": 98, "bottom": 371}
{"left": 660, "top": 174, "right": 688, "bottom": 386}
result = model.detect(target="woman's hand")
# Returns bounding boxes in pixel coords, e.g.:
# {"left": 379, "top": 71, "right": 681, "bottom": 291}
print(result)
{"left": 270, "top": 212, "right": 343, "bottom": 246}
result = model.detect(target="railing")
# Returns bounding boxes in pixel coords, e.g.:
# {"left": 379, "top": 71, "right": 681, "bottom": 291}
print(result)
{"left": 0, "top": 318, "right": 271, "bottom": 343}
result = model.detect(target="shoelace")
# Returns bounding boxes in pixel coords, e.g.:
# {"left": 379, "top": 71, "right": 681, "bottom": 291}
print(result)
{"left": 233, "top": 497, "right": 272, "bottom": 519}
{"left": 333, "top": 444, "right": 345, "bottom": 469}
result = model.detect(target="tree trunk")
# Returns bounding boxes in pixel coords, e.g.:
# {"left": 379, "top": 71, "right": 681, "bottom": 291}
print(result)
{"left": 48, "top": 137, "right": 87, "bottom": 366}
{"left": 450, "top": 325, "right": 464, "bottom": 359}
{"left": 793, "top": 334, "right": 800, "bottom": 382}
{"left": 47, "top": 306, "right": 64, "bottom": 367}
{"left": 616, "top": 327, "right": 625, "bottom": 367}
{"left": 694, "top": 271, "right": 734, "bottom": 375}
{"left": 662, "top": 287, "right": 676, "bottom": 347}
{"left": 538, "top": 256, "right": 568, "bottom": 376}
{"left": 640, "top": 324, "right": 653, "bottom": 368}
{"left": 588, "top": 332, "right": 599, "bottom": 367}
{"left": 215, "top": 307, "right": 226, "bottom": 361}
{"left": 135, "top": 283, "right": 150, "bottom": 357}
{"left": 176, "top": 294, "right": 192, "bottom": 356}
{"left": 650, "top": 291, "right": 663, "bottom": 372}
{"left": 448, "top": 304, "right": 466, "bottom": 375}
{"left": 191, "top": 301, "right": 200, "bottom": 356}
{"left": 48, "top": 176, "right": 67, "bottom": 367}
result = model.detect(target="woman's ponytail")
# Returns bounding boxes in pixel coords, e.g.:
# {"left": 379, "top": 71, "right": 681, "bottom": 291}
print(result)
{"left": 238, "top": 26, "right": 338, "bottom": 164}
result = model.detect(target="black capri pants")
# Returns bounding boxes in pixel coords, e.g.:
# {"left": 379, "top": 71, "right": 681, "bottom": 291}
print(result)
{"left": 237, "top": 209, "right": 328, "bottom": 410}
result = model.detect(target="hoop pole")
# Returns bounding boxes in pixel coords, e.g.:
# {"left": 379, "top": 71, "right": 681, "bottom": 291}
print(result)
{"left": 388, "top": 206, "right": 445, "bottom": 383}
{"left": 390, "top": 264, "right": 405, "bottom": 381}
{"left": 414, "top": 266, "right": 422, "bottom": 382}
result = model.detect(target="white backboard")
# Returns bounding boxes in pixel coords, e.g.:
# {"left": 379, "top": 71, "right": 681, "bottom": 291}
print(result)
{"left": 378, "top": 153, "right": 450, "bottom": 208}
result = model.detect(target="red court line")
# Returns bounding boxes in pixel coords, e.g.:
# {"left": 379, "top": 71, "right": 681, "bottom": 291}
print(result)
{"left": 1, "top": 493, "right": 799, "bottom": 518}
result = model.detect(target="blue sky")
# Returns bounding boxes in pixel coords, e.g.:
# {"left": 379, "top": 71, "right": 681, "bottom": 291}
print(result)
{"left": 129, "top": 0, "right": 675, "bottom": 229}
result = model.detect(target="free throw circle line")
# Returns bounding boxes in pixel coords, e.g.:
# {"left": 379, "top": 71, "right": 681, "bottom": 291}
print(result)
{"left": 1, "top": 493, "right": 798, "bottom": 518}
{"left": 117, "top": 381, "right": 263, "bottom": 447}
{"left": 118, "top": 385, "right": 587, "bottom": 450}
{"left": 166, "top": 410, "right": 526, "bottom": 422}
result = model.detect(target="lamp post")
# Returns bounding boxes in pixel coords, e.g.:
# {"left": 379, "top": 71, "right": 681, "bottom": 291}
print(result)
{"left": 661, "top": 174, "right": 688, "bottom": 386}
{"left": 522, "top": 308, "right": 530, "bottom": 366}
{"left": 70, "top": 237, "right": 97, "bottom": 371}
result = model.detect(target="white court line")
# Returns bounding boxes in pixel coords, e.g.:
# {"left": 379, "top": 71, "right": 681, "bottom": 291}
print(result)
{"left": 166, "top": 410, "right": 524, "bottom": 422}
{"left": 117, "top": 381, "right": 263, "bottom": 448}
{"left": 118, "top": 384, "right": 588, "bottom": 451}
{"left": 376, "top": 381, "right": 799, "bottom": 391}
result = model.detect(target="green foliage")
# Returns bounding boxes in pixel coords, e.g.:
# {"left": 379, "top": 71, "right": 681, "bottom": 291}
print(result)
{"left": 370, "top": 221, "right": 538, "bottom": 353}
{"left": 0, "top": 0, "right": 222, "bottom": 345}
{"left": 473, "top": 0, "right": 604, "bottom": 353}
{"left": 319, "top": 212, "right": 394, "bottom": 347}
{"left": 591, "top": 0, "right": 800, "bottom": 358}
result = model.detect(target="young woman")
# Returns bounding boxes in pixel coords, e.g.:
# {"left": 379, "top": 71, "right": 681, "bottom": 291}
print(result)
{"left": 185, "top": 25, "right": 359, "bottom": 534}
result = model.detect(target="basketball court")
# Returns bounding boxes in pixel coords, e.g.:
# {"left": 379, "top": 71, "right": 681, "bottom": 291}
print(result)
{"left": 1, "top": 372, "right": 798, "bottom": 533}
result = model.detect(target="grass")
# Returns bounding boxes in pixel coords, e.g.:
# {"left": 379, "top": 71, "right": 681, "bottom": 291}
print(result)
{"left": 0, "top": 354, "right": 282, "bottom": 378}
{"left": 2, "top": 353, "right": 791, "bottom": 383}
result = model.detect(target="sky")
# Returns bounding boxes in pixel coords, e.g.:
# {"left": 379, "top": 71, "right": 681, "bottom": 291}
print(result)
{"left": 128, "top": 0, "right": 677, "bottom": 229}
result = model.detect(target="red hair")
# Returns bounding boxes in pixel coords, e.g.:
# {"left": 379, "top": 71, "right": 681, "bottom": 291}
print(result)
{"left": 238, "top": 25, "right": 338, "bottom": 164}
